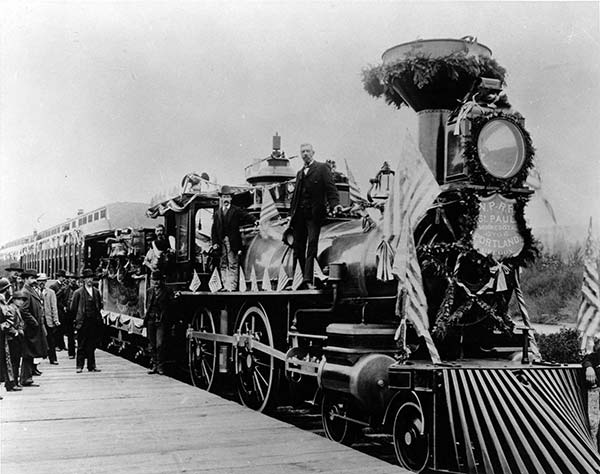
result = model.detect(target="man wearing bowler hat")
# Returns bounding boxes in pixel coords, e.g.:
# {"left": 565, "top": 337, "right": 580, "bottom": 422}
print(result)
{"left": 51, "top": 269, "right": 74, "bottom": 356}
{"left": 71, "top": 268, "right": 103, "bottom": 373}
{"left": 20, "top": 269, "right": 48, "bottom": 386}
{"left": 211, "top": 185, "right": 256, "bottom": 291}
{"left": 143, "top": 271, "right": 174, "bottom": 375}
{"left": 289, "top": 143, "right": 341, "bottom": 289}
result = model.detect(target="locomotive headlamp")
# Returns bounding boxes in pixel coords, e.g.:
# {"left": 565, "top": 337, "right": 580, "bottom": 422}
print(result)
{"left": 476, "top": 118, "right": 526, "bottom": 179}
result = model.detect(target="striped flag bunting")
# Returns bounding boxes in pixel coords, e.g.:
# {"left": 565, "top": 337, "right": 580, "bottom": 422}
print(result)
{"left": 189, "top": 269, "right": 201, "bottom": 292}
{"left": 250, "top": 266, "right": 259, "bottom": 292}
{"left": 259, "top": 187, "right": 280, "bottom": 238}
{"left": 277, "top": 265, "right": 290, "bottom": 292}
{"left": 576, "top": 218, "right": 600, "bottom": 353}
{"left": 238, "top": 266, "right": 247, "bottom": 292}
{"left": 262, "top": 267, "right": 273, "bottom": 291}
{"left": 208, "top": 267, "right": 223, "bottom": 293}
{"left": 388, "top": 131, "right": 441, "bottom": 363}
{"left": 344, "top": 159, "right": 366, "bottom": 205}
{"left": 314, "top": 258, "right": 327, "bottom": 282}
{"left": 292, "top": 262, "right": 303, "bottom": 290}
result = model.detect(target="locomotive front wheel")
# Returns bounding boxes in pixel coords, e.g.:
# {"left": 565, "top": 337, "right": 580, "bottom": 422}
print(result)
{"left": 188, "top": 308, "right": 218, "bottom": 391}
{"left": 321, "top": 391, "right": 361, "bottom": 446}
{"left": 392, "top": 401, "right": 429, "bottom": 473}
{"left": 234, "top": 305, "right": 279, "bottom": 412}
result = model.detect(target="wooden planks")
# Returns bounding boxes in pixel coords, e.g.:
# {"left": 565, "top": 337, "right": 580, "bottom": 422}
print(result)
{"left": 0, "top": 351, "right": 405, "bottom": 474}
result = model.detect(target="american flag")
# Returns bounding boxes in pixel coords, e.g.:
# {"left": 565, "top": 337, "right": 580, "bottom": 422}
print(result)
{"left": 238, "top": 266, "right": 247, "bottom": 292}
{"left": 250, "top": 266, "right": 259, "bottom": 292}
{"left": 576, "top": 218, "right": 600, "bottom": 353}
{"left": 386, "top": 131, "right": 441, "bottom": 363}
{"left": 292, "top": 262, "right": 303, "bottom": 290}
{"left": 314, "top": 258, "right": 327, "bottom": 282}
{"left": 259, "top": 187, "right": 280, "bottom": 238}
{"left": 344, "top": 159, "right": 366, "bottom": 205}
{"left": 276, "top": 265, "right": 290, "bottom": 292}
{"left": 189, "top": 269, "right": 201, "bottom": 292}
{"left": 208, "top": 267, "right": 223, "bottom": 293}
{"left": 262, "top": 267, "right": 273, "bottom": 291}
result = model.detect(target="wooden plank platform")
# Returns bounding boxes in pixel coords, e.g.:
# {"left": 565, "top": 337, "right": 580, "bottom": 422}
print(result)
{"left": 1, "top": 350, "right": 405, "bottom": 474}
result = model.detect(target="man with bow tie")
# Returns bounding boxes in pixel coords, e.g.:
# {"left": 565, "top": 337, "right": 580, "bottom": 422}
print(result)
{"left": 289, "top": 143, "right": 341, "bottom": 289}
{"left": 211, "top": 185, "right": 256, "bottom": 291}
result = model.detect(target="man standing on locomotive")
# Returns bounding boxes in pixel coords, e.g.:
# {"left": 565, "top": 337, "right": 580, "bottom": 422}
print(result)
{"left": 289, "top": 143, "right": 341, "bottom": 289}
{"left": 211, "top": 185, "right": 256, "bottom": 291}
{"left": 143, "top": 224, "right": 174, "bottom": 274}
{"left": 143, "top": 271, "right": 174, "bottom": 375}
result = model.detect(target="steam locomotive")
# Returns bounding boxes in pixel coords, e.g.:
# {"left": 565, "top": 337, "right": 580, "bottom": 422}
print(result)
{"left": 100, "top": 38, "right": 600, "bottom": 473}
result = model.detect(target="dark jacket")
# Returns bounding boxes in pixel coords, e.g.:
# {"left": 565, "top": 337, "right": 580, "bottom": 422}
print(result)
{"left": 290, "top": 161, "right": 339, "bottom": 224}
{"left": 71, "top": 286, "right": 103, "bottom": 332}
{"left": 20, "top": 283, "right": 49, "bottom": 358}
{"left": 143, "top": 285, "right": 174, "bottom": 325}
{"left": 53, "top": 281, "right": 74, "bottom": 322}
{"left": 211, "top": 204, "right": 256, "bottom": 254}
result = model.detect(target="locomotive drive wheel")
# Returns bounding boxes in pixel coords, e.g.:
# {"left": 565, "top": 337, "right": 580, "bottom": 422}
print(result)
{"left": 321, "top": 391, "right": 361, "bottom": 446}
{"left": 188, "top": 308, "right": 218, "bottom": 391}
{"left": 235, "top": 304, "right": 279, "bottom": 412}
{"left": 393, "top": 401, "right": 429, "bottom": 473}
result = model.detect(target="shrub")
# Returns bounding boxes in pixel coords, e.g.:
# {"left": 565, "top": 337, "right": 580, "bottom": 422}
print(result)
{"left": 536, "top": 328, "right": 583, "bottom": 363}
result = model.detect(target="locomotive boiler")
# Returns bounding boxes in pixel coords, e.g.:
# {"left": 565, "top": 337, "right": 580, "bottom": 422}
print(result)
{"left": 102, "top": 38, "right": 600, "bottom": 473}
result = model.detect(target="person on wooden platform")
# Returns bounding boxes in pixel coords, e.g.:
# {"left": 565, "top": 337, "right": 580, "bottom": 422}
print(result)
{"left": 51, "top": 269, "right": 76, "bottom": 358}
{"left": 143, "top": 271, "right": 174, "bottom": 375}
{"left": 211, "top": 185, "right": 257, "bottom": 291}
{"left": 20, "top": 269, "right": 48, "bottom": 386}
{"left": 289, "top": 143, "right": 341, "bottom": 289}
{"left": 7, "top": 291, "right": 27, "bottom": 391}
{"left": 71, "top": 268, "right": 103, "bottom": 373}
{"left": 0, "top": 280, "right": 25, "bottom": 393}
{"left": 38, "top": 273, "right": 60, "bottom": 365}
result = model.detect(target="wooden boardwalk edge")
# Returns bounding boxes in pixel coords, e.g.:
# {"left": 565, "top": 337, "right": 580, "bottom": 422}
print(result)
{"left": 0, "top": 350, "right": 406, "bottom": 474}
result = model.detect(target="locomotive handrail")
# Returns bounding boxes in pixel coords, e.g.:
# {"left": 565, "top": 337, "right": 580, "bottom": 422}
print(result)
{"left": 177, "top": 289, "right": 327, "bottom": 297}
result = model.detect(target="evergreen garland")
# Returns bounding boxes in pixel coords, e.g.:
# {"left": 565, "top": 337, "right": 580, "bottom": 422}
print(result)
{"left": 362, "top": 52, "right": 507, "bottom": 109}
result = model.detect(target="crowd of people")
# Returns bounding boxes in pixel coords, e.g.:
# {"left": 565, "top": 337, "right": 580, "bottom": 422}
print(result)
{"left": 0, "top": 265, "right": 104, "bottom": 399}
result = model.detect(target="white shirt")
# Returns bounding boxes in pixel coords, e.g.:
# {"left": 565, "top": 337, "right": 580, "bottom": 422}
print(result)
{"left": 85, "top": 285, "right": 94, "bottom": 297}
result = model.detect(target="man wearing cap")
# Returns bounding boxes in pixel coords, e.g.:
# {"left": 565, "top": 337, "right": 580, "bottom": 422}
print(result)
{"left": 0, "top": 280, "right": 25, "bottom": 392}
{"left": 289, "top": 143, "right": 341, "bottom": 289}
{"left": 38, "top": 273, "right": 60, "bottom": 365}
{"left": 71, "top": 268, "right": 103, "bottom": 373}
{"left": 143, "top": 271, "right": 174, "bottom": 375}
{"left": 51, "top": 270, "right": 75, "bottom": 357}
{"left": 211, "top": 185, "right": 257, "bottom": 291}
{"left": 20, "top": 269, "right": 48, "bottom": 386}
{"left": 5, "top": 264, "right": 23, "bottom": 292}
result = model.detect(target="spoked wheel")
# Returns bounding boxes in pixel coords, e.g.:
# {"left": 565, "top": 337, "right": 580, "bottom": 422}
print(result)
{"left": 321, "top": 391, "right": 361, "bottom": 446}
{"left": 235, "top": 304, "right": 279, "bottom": 412}
{"left": 393, "top": 401, "right": 429, "bottom": 473}
{"left": 188, "top": 308, "right": 218, "bottom": 391}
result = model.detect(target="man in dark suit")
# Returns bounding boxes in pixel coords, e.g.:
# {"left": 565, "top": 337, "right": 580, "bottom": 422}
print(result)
{"left": 71, "top": 268, "right": 103, "bottom": 373}
{"left": 20, "top": 269, "right": 48, "bottom": 386}
{"left": 211, "top": 185, "right": 257, "bottom": 291}
{"left": 289, "top": 143, "right": 341, "bottom": 289}
{"left": 143, "top": 271, "right": 174, "bottom": 375}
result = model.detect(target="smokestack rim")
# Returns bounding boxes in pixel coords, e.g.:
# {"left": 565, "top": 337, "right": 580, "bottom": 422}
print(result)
{"left": 382, "top": 38, "right": 492, "bottom": 64}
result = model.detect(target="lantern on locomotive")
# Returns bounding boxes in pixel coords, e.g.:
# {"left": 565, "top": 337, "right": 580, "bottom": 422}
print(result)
{"left": 358, "top": 38, "right": 600, "bottom": 474}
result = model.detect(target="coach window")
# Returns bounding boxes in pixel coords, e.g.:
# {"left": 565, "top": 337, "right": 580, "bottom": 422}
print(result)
{"left": 194, "top": 208, "right": 213, "bottom": 267}
{"left": 174, "top": 212, "right": 190, "bottom": 262}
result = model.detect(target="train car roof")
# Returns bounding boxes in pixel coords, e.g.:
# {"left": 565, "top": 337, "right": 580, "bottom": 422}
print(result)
{"left": 146, "top": 187, "right": 251, "bottom": 218}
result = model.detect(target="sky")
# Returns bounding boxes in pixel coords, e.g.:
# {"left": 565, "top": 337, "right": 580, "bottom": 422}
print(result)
{"left": 1, "top": 1, "right": 599, "bottom": 245}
